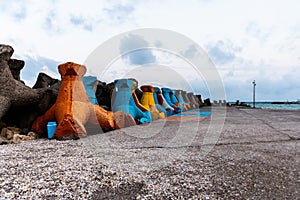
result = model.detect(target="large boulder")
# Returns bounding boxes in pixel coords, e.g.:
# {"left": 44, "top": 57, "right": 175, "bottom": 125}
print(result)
{"left": 203, "top": 98, "right": 211, "bottom": 106}
{"left": 0, "top": 44, "right": 14, "bottom": 61}
{"left": 2, "top": 87, "right": 58, "bottom": 129}
{"left": 7, "top": 59, "right": 25, "bottom": 82}
{"left": 0, "top": 45, "right": 59, "bottom": 130}
{"left": 0, "top": 60, "right": 40, "bottom": 120}
{"left": 32, "top": 72, "right": 60, "bottom": 89}
{"left": 95, "top": 81, "right": 114, "bottom": 111}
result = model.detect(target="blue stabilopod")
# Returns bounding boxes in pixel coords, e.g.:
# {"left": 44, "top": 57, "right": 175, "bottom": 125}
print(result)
{"left": 154, "top": 87, "right": 174, "bottom": 116}
{"left": 112, "top": 79, "right": 152, "bottom": 124}
{"left": 82, "top": 76, "right": 99, "bottom": 105}
{"left": 162, "top": 88, "right": 182, "bottom": 113}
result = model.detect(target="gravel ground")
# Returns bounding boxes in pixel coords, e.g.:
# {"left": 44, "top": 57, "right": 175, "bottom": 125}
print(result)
{"left": 0, "top": 107, "right": 299, "bottom": 199}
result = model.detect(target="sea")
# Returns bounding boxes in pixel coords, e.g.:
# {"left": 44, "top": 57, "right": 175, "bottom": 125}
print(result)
{"left": 234, "top": 102, "right": 300, "bottom": 110}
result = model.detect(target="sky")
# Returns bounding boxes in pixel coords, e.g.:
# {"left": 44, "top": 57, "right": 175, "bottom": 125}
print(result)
{"left": 1, "top": 0, "right": 299, "bottom": 102}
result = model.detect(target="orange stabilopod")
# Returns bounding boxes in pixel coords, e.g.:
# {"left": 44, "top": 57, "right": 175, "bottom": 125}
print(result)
{"left": 31, "top": 62, "right": 135, "bottom": 139}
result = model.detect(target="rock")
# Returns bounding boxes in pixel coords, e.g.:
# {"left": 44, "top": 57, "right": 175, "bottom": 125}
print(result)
{"left": 2, "top": 88, "right": 58, "bottom": 129}
{"left": 7, "top": 59, "right": 25, "bottom": 82}
{"left": 2, "top": 71, "right": 61, "bottom": 130}
{"left": 203, "top": 98, "right": 211, "bottom": 106}
{"left": 0, "top": 126, "right": 39, "bottom": 145}
{"left": 12, "top": 133, "right": 21, "bottom": 143}
{"left": 27, "top": 131, "right": 38, "bottom": 139}
{"left": 32, "top": 73, "right": 61, "bottom": 114}
{"left": 0, "top": 59, "right": 41, "bottom": 121}
{"left": 0, "top": 136, "right": 10, "bottom": 145}
{"left": 32, "top": 72, "right": 60, "bottom": 89}
{"left": 0, "top": 96, "right": 10, "bottom": 116}
{"left": 7, "top": 126, "right": 21, "bottom": 133}
{"left": 0, "top": 120, "right": 6, "bottom": 129}
{"left": 96, "top": 81, "right": 114, "bottom": 111}
{"left": 0, "top": 128, "right": 38, "bottom": 144}
{"left": 12, "top": 133, "right": 35, "bottom": 144}
{"left": 20, "top": 128, "right": 30, "bottom": 135}
{"left": 0, "top": 44, "right": 14, "bottom": 61}
{"left": 0, "top": 127, "right": 14, "bottom": 140}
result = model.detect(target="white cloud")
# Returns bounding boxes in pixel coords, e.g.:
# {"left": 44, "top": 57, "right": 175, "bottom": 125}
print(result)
{"left": 119, "top": 34, "right": 157, "bottom": 65}
{"left": 1, "top": 0, "right": 299, "bottom": 101}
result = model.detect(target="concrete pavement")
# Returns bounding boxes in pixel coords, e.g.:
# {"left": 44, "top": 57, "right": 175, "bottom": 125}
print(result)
{"left": 84, "top": 107, "right": 299, "bottom": 199}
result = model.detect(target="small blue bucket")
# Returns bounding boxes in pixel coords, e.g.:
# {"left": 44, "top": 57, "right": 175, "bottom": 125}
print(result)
{"left": 47, "top": 122, "right": 57, "bottom": 139}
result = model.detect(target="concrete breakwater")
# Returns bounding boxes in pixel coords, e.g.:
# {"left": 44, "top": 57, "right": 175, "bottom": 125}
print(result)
{"left": 0, "top": 44, "right": 208, "bottom": 143}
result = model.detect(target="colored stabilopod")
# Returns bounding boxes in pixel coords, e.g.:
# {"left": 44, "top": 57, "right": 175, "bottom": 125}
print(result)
{"left": 140, "top": 85, "right": 165, "bottom": 120}
{"left": 112, "top": 79, "right": 151, "bottom": 124}
{"left": 187, "top": 92, "right": 200, "bottom": 108}
{"left": 129, "top": 79, "right": 149, "bottom": 113}
{"left": 133, "top": 83, "right": 143, "bottom": 102}
{"left": 31, "top": 62, "right": 135, "bottom": 139}
{"left": 167, "top": 88, "right": 184, "bottom": 113}
{"left": 153, "top": 87, "right": 174, "bottom": 116}
{"left": 129, "top": 79, "right": 152, "bottom": 124}
{"left": 161, "top": 88, "right": 182, "bottom": 113}
{"left": 181, "top": 90, "right": 196, "bottom": 109}
{"left": 152, "top": 88, "right": 168, "bottom": 116}
{"left": 169, "top": 89, "right": 184, "bottom": 112}
{"left": 82, "top": 76, "right": 99, "bottom": 105}
{"left": 174, "top": 90, "right": 189, "bottom": 111}
{"left": 195, "top": 95, "right": 204, "bottom": 107}
{"left": 180, "top": 90, "right": 192, "bottom": 109}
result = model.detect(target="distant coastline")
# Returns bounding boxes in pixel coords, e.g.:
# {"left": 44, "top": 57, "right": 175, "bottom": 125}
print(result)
{"left": 229, "top": 101, "right": 300, "bottom": 110}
